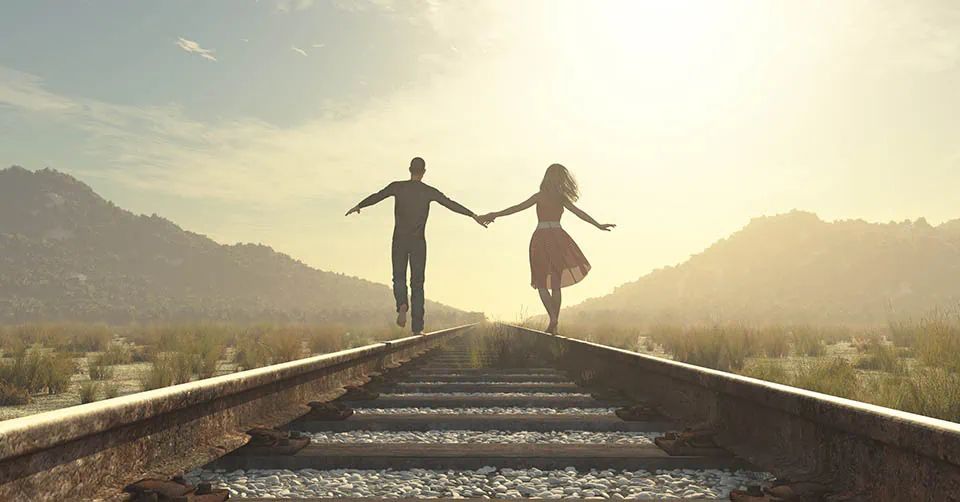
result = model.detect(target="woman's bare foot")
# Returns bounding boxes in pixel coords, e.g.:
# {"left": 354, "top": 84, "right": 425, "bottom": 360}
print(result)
{"left": 396, "top": 304, "right": 408, "bottom": 328}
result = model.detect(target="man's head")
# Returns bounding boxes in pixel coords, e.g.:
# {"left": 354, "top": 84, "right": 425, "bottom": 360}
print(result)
{"left": 410, "top": 157, "right": 426, "bottom": 180}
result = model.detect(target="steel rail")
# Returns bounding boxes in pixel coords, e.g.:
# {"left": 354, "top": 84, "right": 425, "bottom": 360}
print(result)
{"left": 508, "top": 323, "right": 960, "bottom": 500}
{"left": 0, "top": 324, "right": 476, "bottom": 501}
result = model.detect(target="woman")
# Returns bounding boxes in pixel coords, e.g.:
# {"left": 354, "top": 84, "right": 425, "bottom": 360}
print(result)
{"left": 481, "top": 164, "right": 615, "bottom": 334}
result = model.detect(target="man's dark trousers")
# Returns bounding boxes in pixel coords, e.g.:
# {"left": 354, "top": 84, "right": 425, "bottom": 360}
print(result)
{"left": 392, "top": 236, "right": 426, "bottom": 333}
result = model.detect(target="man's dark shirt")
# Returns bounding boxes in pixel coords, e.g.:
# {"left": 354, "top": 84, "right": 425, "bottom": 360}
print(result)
{"left": 357, "top": 180, "right": 475, "bottom": 240}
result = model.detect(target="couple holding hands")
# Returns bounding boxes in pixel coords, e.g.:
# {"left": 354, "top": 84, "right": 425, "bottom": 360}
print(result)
{"left": 346, "top": 157, "right": 615, "bottom": 335}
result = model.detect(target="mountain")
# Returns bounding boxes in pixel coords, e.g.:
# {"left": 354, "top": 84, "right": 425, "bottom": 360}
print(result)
{"left": 0, "top": 166, "right": 483, "bottom": 325}
{"left": 568, "top": 210, "right": 960, "bottom": 326}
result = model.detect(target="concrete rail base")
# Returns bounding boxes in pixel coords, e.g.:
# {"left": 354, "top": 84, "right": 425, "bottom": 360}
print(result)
{"left": 512, "top": 325, "right": 960, "bottom": 501}
{"left": 0, "top": 325, "right": 474, "bottom": 501}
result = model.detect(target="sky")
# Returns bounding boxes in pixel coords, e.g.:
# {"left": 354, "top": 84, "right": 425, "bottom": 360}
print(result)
{"left": 2, "top": 0, "right": 960, "bottom": 320}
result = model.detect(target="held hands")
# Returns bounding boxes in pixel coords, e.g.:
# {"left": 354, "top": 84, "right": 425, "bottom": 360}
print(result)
{"left": 596, "top": 223, "right": 616, "bottom": 231}
{"left": 478, "top": 213, "right": 497, "bottom": 226}
{"left": 473, "top": 214, "right": 490, "bottom": 228}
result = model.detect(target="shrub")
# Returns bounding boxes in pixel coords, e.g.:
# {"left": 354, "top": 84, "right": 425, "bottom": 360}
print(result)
{"left": 2, "top": 348, "right": 77, "bottom": 395}
{"left": 889, "top": 319, "right": 921, "bottom": 348}
{"left": 587, "top": 324, "right": 640, "bottom": 350}
{"left": 0, "top": 382, "right": 31, "bottom": 406}
{"left": 471, "top": 324, "right": 543, "bottom": 369}
{"left": 80, "top": 381, "right": 99, "bottom": 404}
{"left": 310, "top": 324, "right": 346, "bottom": 354}
{"left": 739, "top": 361, "right": 791, "bottom": 385}
{"left": 43, "top": 352, "right": 76, "bottom": 394}
{"left": 892, "top": 368, "right": 960, "bottom": 422}
{"left": 753, "top": 325, "right": 790, "bottom": 358}
{"left": 130, "top": 345, "right": 151, "bottom": 363}
{"left": 88, "top": 356, "right": 115, "bottom": 380}
{"left": 655, "top": 324, "right": 752, "bottom": 372}
{"left": 915, "top": 310, "right": 960, "bottom": 372}
{"left": 265, "top": 328, "right": 303, "bottom": 363}
{"left": 792, "top": 358, "right": 859, "bottom": 399}
{"left": 99, "top": 343, "right": 132, "bottom": 366}
{"left": 139, "top": 352, "right": 192, "bottom": 391}
{"left": 854, "top": 340, "right": 905, "bottom": 374}
{"left": 234, "top": 339, "right": 271, "bottom": 371}
{"left": 792, "top": 326, "right": 827, "bottom": 357}
{"left": 63, "top": 324, "right": 113, "bottom": 352}
{"left": 104, "top": 382, "right": 121, "bottom": 400}
{"left": 191, "top": 328, "right": 225, "bottom": 379}
{"left": 1, "top": 335, "right": 26, "bottom": 359}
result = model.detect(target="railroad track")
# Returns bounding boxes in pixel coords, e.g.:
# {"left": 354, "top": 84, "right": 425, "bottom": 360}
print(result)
{"left": 2, "top": 324, "right": 960, "bottom": 501}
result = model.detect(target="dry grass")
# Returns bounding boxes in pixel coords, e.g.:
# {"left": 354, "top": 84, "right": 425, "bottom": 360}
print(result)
{"left": 0, "top": 382, "right": 31, "bottom": 406}
{"left": 0, "top": 323, "right": 113, "bottom": 353}
{"left": 470, "top": 324, "right": 543, "bottom": 369}
{"left": 79, "top": 381, "right": 99, "bottom": 404}
{"left": 0, "top": 347, "right": 76, "bottom": 395}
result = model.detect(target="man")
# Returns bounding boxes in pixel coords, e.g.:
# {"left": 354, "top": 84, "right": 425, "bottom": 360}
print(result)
{"left": 346, "top": 157, "right": 487, "bottom": 334}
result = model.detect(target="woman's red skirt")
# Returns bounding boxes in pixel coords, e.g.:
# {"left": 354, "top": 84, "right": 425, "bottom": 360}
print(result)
{"left": 529, "top": 228, "right": 591, "bottom": 289}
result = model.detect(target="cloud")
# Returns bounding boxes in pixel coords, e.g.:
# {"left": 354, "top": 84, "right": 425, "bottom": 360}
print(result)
{"left": 0, "top": 62, "right": 540, "bottom": 208}
{"left": 240, "top": 38, "right": 250, "bottom": 43}
{"left": 175, "top": 37, "right": 217, "bottom": 62}
{"left": 311, "top": 43, "right": 326, "bottom": 49}
{"left": 292, "top": 46, "right": 308, "bottom": 56}
{"left": 276, "top": 0, "right": 314, "bottom": 13}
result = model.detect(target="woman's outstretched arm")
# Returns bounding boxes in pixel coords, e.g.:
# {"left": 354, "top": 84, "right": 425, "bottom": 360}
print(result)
{"left": 564, "top": 200, "right": 616, "bottom": 231}
{"left": 481, "top": 193, "right": 539, "bottom": 223}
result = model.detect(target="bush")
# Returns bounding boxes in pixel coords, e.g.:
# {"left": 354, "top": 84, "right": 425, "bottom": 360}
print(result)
{"left": 889, "top": 319, "right": 921, "bottom": 348}
{"left": 130, "top": 345, "right": 151, "bottom": 362}
{"left": 653, "top": 324, "right": 752, "bottom": 372}
{"left": 753, "top": 325, "right": 790, "bottom": 358}
{"left": 80, "top": 381, "right": 99, "bottom": 404}
{"left": 43, "top": 352, "right": 76, "bottom": 394}
{"left": 265, "top": 328, "right": 303, "bottom": 363}
{"left": 191, "top": 328, "right": 225, "bottom": 379}
{"left": 234, "top": 339, "right": 271, "bottom": 371}
{"left": 915, "top": 310, "right": 960, "bottom": 372}
{"left": 88, "top": 356, "right": 115, "bottom": 380}
{"left": 309, "top": 324, "right": 346, "bottom": 354}
{"left": 854, "top": 340, "right": 905, "bottom": 374}
{"left": 0, "top": 382, "right": 31, "bottom": 406}
{"left": 891, "top": 368, "right": 960, "bottom": 422}
{"left": 139, "top": 352, "right": 192, "bottom": 391}
{"left": 104, "top": 382, "right": 121, "bottom": 400}
{"left": 586, "top": 324, "right": 641, "bottom": 350}
{"left": 0, "top": 348, "right": 76, "bottom": 395}
{"left": 792, "top": 326, "right": 827, "bottom": 357}
{"left": 792, "top": 358, "right": 859, "bottom": 399}
{"left": 739, "top": 361, "right": 791, "bottom": 385}
{"left": 471, "top": 324, "right": 543, "bottom": 369}
{"left": 99, "top": 343, "right": 132, "bottom": 366}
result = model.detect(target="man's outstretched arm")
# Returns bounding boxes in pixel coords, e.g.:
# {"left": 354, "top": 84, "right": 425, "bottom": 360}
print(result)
{"left": 433, "top": 190, "right": 488, "bottom": 227}
{"left": 346, "top": 183, "right": 396, "bottom": 216}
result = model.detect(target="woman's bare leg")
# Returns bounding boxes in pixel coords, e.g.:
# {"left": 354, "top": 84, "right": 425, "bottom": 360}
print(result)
{"left": 538, "top": 287, "right": 556, "bottom": 333}
{"left": 552, "top": 282, "right": 562, "bottom": 331}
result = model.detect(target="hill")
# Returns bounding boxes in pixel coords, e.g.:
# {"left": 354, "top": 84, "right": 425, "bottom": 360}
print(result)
{"left": 0, "top": 166, "right": 482, "bottom": 325}
{"left": 568, "top": 210, "right": 960, "bottom": 325}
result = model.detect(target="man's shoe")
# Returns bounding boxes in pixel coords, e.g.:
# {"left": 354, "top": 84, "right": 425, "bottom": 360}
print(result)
{"left": 397, "top": 304, "right": 408, "bottom": 328}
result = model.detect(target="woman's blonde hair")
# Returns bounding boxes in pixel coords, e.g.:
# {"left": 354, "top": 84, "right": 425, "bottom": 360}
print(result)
{"left": 540, "top": 163, "right": 579, "bottom": 203}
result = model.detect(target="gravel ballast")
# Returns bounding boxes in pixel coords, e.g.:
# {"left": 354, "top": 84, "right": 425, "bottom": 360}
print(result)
{"left": 303, "top": 430, "right": 658, "bottom": 445}
{"left": 186, "top": 466, "right": 775, "bottom": 499}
